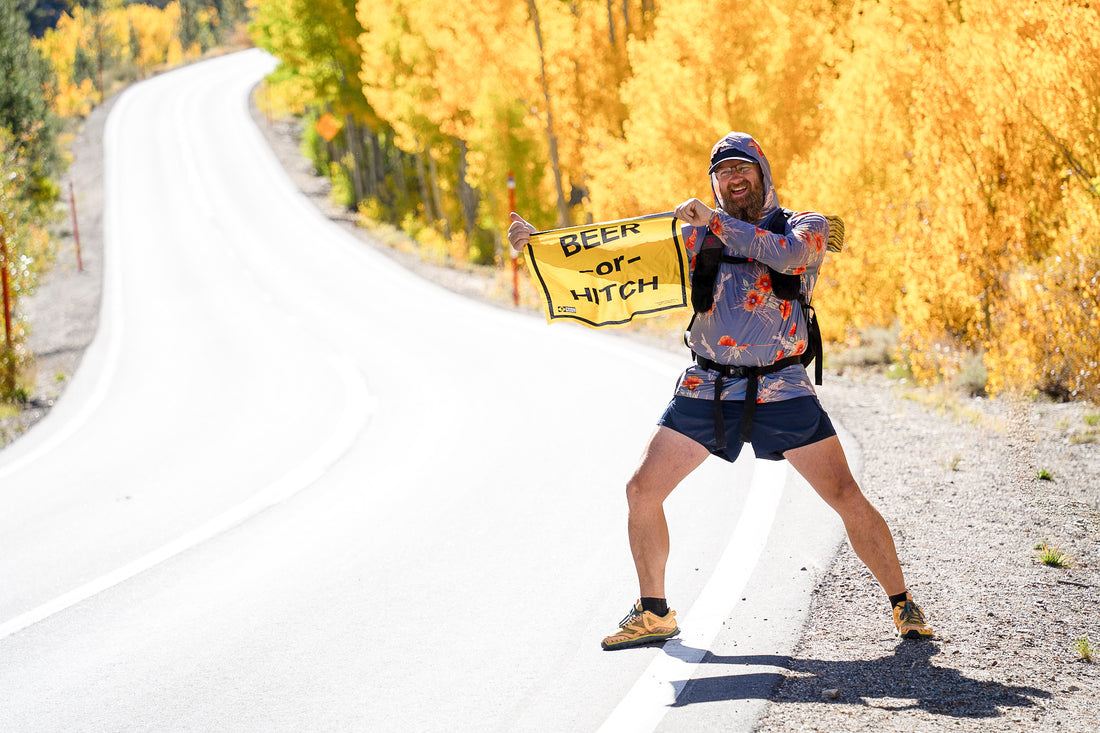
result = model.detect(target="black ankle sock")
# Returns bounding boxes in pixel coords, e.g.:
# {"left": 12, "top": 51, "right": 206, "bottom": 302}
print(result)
{"left": 640, "top": 597, "right": 669, "bottom": 616}
{"left": 889, "top": 591, "right": 909, "bottom": 609}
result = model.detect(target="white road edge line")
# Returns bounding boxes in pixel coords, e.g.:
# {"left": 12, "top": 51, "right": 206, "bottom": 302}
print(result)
{"left": 0, "top": 87, "right": 133, "bottom": 483}
{"left": 0, "top": 353, "right": 371, "bottom": 641}
{"left": 598, "top": 457, "right": 788, "bottom": 733}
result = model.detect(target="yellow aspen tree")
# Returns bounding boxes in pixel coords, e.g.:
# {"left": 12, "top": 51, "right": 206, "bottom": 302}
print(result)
{"left": 965, "top": 0, "right": 1100, "bottom": 400}
{"left": 358, "top": 0, "right": 574, "bottom": 242}
{"left": 38, "top": 1, "right": 188, "bottom": 117}
{"left": 522, "top": 0, "right": 635, "bottom": 224}
{"left": 419, "top": 0, "right": 565, "bottom": 230}
{"left": 587, "top": 0, "right": 773, "bottom": 217}
{"left": 523, "top": 0, "right": 571, "bottom": 225}
{"left": 357, "top": 0, "right": 473, "bottom": 245}
{"left": 585, "top": 0, "right": 842, "bottom": 220}
{"left": 782, "top": 0, "right": 1096, "bottom": 400}
{"left": 900, "top": 16, "right": 1019, "bottom": 385}
{"left": 782, "top": 0, "right": 932, "bottom": 345}
{"left": 426, "top": 0, "right": 564, "bottom": 235}
{"left": 35, "top": 6, "right": 107, "bottom": 117}
{"left": 125, "top": 2, "right": 185, "bottom": 75}
{"left": 894, "top": 0, "right": 1099, "bottom": 395}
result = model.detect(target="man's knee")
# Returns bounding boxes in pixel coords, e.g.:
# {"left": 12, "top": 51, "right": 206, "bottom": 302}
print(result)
{"left": 820, "top": 476, "right": 866, "bottom": 512}
{"left": 625, "top": 472, "right": 666, "bottom": 509}
{"left": 624, "top": 426, "right": 707, "bottom": 509}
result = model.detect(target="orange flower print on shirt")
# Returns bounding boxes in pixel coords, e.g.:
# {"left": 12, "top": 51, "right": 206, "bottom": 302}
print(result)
{"left": 710, "top": 214, "right": 724, "bottom": 236}
{"left": 758, "top": 226, "right": 786, "bottom": 248}
{"left": 682, "top": 375, "right": 703, "bottom": 391}
{"left": 792, "top": 266, "right": 806, "bottom": 275}
{"left": 744, "top": 290, "right": 766, "bottom": 311}
{"left": 755, "top": 273, "right": 772, "bottom": 292}
{"left": 789, "top": 323, "right": 798, "bottom": 336}
{"left": 718, "top": 335, "right": 747, "bottom": 350}
{"left": 686, "top": 229, "right": 698, "bottom": 254}
{"left": 780, "top": 300, "right": 793, "bottom": 319}
{"left": 793, "top": 339, "right": 807, "bottom": 355}
{"left": 810, "top": 230, "right": 825, "bottom": 253}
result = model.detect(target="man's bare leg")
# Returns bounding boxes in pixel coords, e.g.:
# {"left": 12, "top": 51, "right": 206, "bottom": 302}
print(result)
{"left": 784, "top": 435, "right": 907, "bottom": 596}
{"left": 625, "top": 426, "right": 711, "bottom": 598}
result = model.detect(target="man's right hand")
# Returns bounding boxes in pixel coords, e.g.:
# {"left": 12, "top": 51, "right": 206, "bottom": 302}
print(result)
{"left": 674, "top": 198, "right": 715, "bottom": 227}
{"left": 508, "top": 212, "right": 536, "bottom": 254}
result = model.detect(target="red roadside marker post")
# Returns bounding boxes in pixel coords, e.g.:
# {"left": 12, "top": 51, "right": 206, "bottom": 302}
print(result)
{"left": 0, "top": 212, "right": 12, "bottom": 350}
{"left": 507, "top": 171, "right": 519, "bottom": 307}
{"left": 69, "top": 181, "right": 84, "bottom": 272}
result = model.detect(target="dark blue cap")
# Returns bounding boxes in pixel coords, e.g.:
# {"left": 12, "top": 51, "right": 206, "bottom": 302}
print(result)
{"left": 708, "top": 148, "right": 758, "bottom": 175}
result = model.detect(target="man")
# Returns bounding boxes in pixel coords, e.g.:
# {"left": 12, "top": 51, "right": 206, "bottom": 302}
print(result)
{"left": 507, "top": 131, "right": 933, "bottom": 650}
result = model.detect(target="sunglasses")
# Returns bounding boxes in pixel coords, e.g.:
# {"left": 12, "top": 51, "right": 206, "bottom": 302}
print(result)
{"left": 712, "top": 163, "right": 756, "bottom": 180}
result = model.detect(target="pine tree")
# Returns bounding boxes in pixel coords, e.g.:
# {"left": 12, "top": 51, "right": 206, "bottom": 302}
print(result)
{"left": 0, "top": 0, "right": 62, "bottom": 211}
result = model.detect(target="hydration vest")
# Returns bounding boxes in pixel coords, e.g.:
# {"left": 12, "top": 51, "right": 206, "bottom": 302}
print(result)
{"left": 683, "top": 208, "right": 827, "bottom": 452}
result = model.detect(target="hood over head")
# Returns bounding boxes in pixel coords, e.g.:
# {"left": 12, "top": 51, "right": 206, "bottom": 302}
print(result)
{"left": 708, "top": 131, "right": 779, "bottom": 223}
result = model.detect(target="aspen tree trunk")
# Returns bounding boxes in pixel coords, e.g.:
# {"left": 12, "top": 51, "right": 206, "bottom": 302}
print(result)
{"left": 425, "top": 149, "right": 451, "bottom": 238}
{"left": 392, "top": 147, "right": 411, "bottom": 217}
{"left": 415, "top": 148, "right": 437, "bottom": 225}
{"left": 525, "top": 0, "right": 571, "bottom": 227}
{"left": 369, "top": 133, "right": 385, "bottom": 204}
{"left": 455, "top": 139, "right": 480, "bottom": 239}
{"left": 365, "top": 126, "right": 378, "bottom": 200}
{"left": 343, "top": 114, "right": 366, "bottom": 203}
{"left": 323, "top": 135, "right": 336, "bottom": 178}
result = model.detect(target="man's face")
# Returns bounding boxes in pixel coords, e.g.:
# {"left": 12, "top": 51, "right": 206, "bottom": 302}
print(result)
{"left": 713, "top": 161, "right": 764, "bottom": 223}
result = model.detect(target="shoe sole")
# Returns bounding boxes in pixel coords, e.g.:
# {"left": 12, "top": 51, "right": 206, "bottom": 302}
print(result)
{"left": 899, "top": 628, "right": 934, "bottom": 640}
{"left": 601, "top": 627, "right": 680, "bottom": 651}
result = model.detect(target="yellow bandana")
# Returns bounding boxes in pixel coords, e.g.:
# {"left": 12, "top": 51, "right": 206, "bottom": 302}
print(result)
{"left": 524, "top": 213, "right": 689, "bottom": 327}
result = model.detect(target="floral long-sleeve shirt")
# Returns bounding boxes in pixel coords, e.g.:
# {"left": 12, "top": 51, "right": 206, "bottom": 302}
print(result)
{"left": 675, "top": 133, "right": 830, "bottom": 404}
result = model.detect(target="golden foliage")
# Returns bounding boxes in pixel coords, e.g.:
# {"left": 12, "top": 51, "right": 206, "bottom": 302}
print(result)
{"left": 36, "top": 2, "right": 208, "bottom": 118}
{"left": 256, "top": 0, "right": 1100, "bottom": 401}
{"left": 783, "top": 0, "right": 1099, "bottom": 400}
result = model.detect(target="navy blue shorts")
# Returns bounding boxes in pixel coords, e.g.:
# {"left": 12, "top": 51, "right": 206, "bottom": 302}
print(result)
{"left": 657, "top": 394, "right": 836, "bottom": 462}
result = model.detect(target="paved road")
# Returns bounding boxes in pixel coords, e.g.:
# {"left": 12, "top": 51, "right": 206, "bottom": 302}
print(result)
{"left": 0, "top": 50, "right": 844, "bottom": 732}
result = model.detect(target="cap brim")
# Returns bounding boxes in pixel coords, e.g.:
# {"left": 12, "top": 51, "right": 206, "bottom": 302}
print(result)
{"left": 708, "top": 151, "right": 758, "bottom": 174}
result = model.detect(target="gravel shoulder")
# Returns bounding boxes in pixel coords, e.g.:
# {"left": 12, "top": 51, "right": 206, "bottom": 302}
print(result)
{"left": 3, "top": 82, "right": 1098, "bottom": 732}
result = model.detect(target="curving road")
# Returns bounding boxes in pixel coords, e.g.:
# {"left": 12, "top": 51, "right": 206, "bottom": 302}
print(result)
{"left": 0, "top": 50, "right": 845, "bottom": 732}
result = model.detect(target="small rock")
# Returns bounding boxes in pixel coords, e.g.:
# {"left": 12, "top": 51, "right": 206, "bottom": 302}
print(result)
{"left": 821, "top": 689, "right": 840, "bottom": 700}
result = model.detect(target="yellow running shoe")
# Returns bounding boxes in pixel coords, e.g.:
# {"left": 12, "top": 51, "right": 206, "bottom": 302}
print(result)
{"left": 601, "top": 600, "right": 679, "bottom": 650}
{"left": 893, "top": 596, "right": 934, "bottom": 640}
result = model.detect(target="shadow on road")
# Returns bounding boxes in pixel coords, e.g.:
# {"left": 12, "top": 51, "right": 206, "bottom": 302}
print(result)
{"left": 663, "top": 640, "right": 1050, "bottom": 718}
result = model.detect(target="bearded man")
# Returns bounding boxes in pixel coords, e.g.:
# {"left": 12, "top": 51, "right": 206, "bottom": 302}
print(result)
{"left": 507, "top": 131, "right": 933, "bottom": 650}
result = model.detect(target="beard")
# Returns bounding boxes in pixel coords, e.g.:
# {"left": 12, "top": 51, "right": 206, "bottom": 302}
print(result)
{"left": 718, "top": 183, "right": 765, "bottom": 223}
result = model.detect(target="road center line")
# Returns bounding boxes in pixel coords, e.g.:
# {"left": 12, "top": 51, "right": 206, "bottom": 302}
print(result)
{"left": 598, "top": 457, "right": 788, "bottom": 733}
